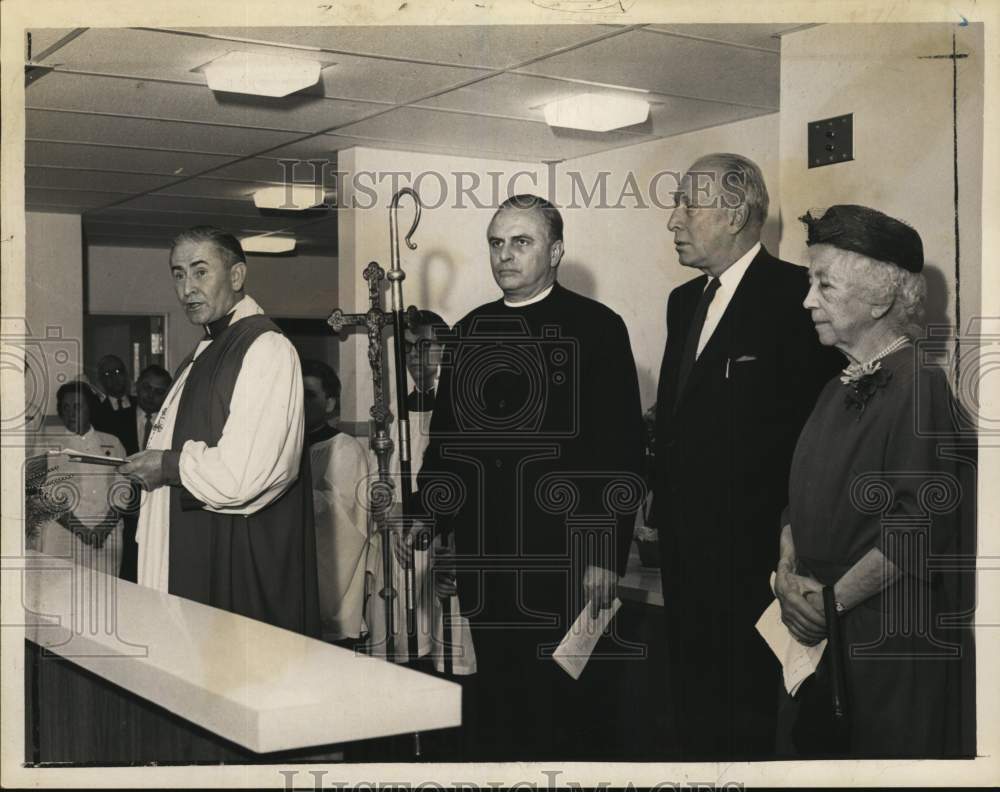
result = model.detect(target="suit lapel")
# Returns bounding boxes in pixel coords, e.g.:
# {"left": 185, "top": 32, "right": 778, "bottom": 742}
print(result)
{"left": 675, "top": 248, "right": 772, "bottom": 408}
{"left": 657, "top": 276, "right": 705, "bottom": 415}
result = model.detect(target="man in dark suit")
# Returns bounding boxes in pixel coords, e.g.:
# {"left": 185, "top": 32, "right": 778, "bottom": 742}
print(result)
{"left": 92, "top": 354, "right": 133, "bottom": 435}
{"left": 116, "top": 365, "right": 172, "bottom": 581}
{"left": 651, "top": 153, "right": 840, "bottom": 760}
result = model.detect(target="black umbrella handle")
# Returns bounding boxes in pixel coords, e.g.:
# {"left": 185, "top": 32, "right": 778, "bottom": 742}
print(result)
{"left": 823, "top": 586, "right": 848, "bottom": 720}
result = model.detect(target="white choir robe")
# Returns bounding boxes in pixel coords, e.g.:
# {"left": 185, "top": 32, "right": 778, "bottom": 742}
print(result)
{"left": 308, "top": 431, "right": 374, "bottom": 642}
{"left": 29, "top": 426, "right": 126, "bottom": 577}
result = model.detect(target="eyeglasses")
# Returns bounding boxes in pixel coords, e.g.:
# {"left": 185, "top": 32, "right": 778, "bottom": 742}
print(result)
{"left": 101, "top": 367, "right": 125, "bottom": 377}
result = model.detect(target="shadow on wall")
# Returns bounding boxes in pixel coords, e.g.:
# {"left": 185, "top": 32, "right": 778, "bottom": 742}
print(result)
{"left": 923, "top": 263, "right": 952, "bottom": 334}
{"left": 762, "top": 216, "right": 781, "bottom": 257}
{"left": 555, "top": 259, "right": 596, "bottom": 303}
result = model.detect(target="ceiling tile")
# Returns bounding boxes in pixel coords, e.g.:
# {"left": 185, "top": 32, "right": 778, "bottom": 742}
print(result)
{"left": 27, "top": 72, "right": 381, "bottom": 134}
{"left": 334, "top": 106, "right": 656, "bottom": 162}
{"left": 154, "top": 177, "right": 278, "bottom": 200}
{"left": 27, "top": 167, "right": 179, "bottom": 193}
{"left": 25, "top": 141, "right": 238, "bottom": 176}
{"left": 517, "top": 29, "right": 779, "bottom": 109}
{"left": 206, "top": 154, "right": 341, "bottom": 184}
{"left": 418, "top": 72, "right": 774, "bottom": 137}
{"left": 644, "top": 23, "right": 812, "bottom": 52}
{"left": 86, "top": 207, "right": 318, "bottom": 234}
{"left": 170, "top": 26, "right": 615, "bottom": 70}
{"left": 110, "top": 193, "right": 264, "bottom": 217}
{"left": 33, "top": 27, "right": 483, "bottom": 105}
{"left": 26, "top": 188, "right": 123, "bottom": 208}
{"left": 27, "top": 109, "right": 305, "bottom": 155}
{"left": 32, "top": 28, "right": 315, "bottom": 85}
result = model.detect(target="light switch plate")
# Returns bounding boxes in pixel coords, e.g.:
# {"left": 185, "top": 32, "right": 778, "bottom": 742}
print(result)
{"left": 808, "top": 113, "right": 854, "bottom": 168}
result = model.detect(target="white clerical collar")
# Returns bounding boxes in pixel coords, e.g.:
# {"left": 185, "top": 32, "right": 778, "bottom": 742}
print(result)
{"left": 202, "top": 295, "right": 264, "bottom": 338}
{"left": 504, "top": 283, "right": 555, "bottom": 308}
{"left": 712, "top": 242, "right": 760, "bottom": 291}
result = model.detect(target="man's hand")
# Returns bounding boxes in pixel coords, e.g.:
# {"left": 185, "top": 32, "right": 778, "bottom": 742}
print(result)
{"left": 583, "top": 564, "right": 618, "bottom": 618}
{"left": 774, "top": 563, "right": 827, "bottom": 645}
{"left": 431, "top": 533, "right": 458, "bottom": 600}
{"left": 119, "top": 450, "right": 179, "bottom": 491}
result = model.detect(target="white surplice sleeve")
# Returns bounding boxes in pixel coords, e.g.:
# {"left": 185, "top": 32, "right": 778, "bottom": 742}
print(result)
{"left": 177, "top": 331, "right": 304, "bottom": 513}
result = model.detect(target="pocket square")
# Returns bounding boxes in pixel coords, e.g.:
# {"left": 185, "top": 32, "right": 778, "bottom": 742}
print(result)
{"left": 733, "top": 354, "right": 758, "bottom": 363}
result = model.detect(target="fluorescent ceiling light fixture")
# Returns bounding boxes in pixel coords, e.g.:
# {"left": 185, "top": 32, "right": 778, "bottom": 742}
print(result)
{"left": 543, "top": 93, "right": 649, "bottom": 132}
{"left": 253, "top": 185, "right": 325, "bottom": 210}
{"left": 203, "top": 51, "right": 321, "bottom": 97}
{"left": 241, "top": 235, "right": 296, "bottom": 254}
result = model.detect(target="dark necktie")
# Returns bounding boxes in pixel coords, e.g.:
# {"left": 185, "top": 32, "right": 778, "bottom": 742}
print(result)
{"left": 674, "top": 277, "right": 720, "bottom": 410}
{"left": 142, "top": 412, "right": 153, "bottom": 449}
{"left": 407, "top": 388, "right": 436, "bottom": 413}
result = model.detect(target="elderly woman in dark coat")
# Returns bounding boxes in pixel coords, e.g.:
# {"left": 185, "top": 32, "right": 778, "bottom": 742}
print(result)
{"left": 774, "top": 205, "right": 971, "bottom": 758}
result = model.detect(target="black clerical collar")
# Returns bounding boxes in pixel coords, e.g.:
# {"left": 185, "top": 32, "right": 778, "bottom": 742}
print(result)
{"left": 307, "top": 423, "right": 340, "bottom": 445}
{"left": 205, "top": 308, "right": 237, "bottom": 339}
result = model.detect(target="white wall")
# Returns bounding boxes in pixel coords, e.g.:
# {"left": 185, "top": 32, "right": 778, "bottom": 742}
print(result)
{"left": 556, "top": 113, "right": 781, "bottom": 409}
{"left": 335, "top": 120, "right": 779, "bottom": 419}
{"left": 25, "top": 211, "right": 83, "bottom": 418}
{"left": 336, "top": 147, "right": 547, "bottom": 423}
{"left": 779, "top": 23, "right": 984, "bottom": 340}
{"left": 86, "top": 244, "right": 339, "bottom": 373}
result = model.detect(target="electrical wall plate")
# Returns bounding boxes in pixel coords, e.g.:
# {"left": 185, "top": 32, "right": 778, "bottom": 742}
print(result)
{"left": 808, "top": 113, "right": 854, "bottom": 168}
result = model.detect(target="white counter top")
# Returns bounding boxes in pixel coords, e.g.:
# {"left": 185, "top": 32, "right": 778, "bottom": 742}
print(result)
{"left": 22, "top": 552, "right": 461, "bottom": 753}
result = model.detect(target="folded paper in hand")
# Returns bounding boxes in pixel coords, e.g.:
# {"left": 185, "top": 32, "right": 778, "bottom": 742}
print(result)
{"left": 52, "top": 448, "right": 126, "bottom": 466}
{"left": 553, "top": 598, "right": 621, "bottom": 680}
{"left": 756, "top": 575, "right": 826, "bottom": 695}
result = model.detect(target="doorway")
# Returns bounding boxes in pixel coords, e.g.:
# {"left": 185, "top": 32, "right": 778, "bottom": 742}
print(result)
{"left": 83, "top": 314, "right": 166, "bottom": 392}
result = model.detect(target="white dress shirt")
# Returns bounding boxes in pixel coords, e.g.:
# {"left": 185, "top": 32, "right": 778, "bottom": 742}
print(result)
{"left": 696, "top": 242, "right": 760, "bottom": 358}
{"left": 136, "top": 295, "right": 304, "bottom": 592}
{"left": 100, "top": 393, "right": 131, "bottom": 410}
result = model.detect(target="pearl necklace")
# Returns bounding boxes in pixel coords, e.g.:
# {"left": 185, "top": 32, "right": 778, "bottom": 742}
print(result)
{"left": 839, "top": 335, "right": 909, "bottom": 384}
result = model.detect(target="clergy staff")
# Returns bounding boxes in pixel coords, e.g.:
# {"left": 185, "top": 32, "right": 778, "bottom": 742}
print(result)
{"left": 301, "top": 358, "right": 372, "bottom": 647}
{"left": 120, "top": 226, "right": 320, "bottom": 637}
{"left": 651, "top": 153, "right": 841, "bottom": 760}
{"left": 418, "top": 194, "right": 643, "bottom": 760}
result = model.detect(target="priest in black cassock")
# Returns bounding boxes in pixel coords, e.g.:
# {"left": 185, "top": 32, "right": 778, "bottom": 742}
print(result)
{"left": 651, "top": 154, "right": 841, "bottom": 760}
{"left": 120, "top": 226, "right": 320, "bottom": 637}
{"left": 418, "top": 195, "right": 644, "bottom": 760}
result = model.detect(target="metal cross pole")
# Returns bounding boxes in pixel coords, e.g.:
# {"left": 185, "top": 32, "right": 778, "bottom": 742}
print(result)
{"left": 327, "top": 261, "right": 398, "bottom": 662}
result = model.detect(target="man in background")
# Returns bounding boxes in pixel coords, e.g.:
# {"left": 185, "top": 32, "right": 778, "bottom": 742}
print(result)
{"left": 91, "top": 354, "right": 132, "bottom": 440}
{"left": 29, "top": 382, "right": 126, "bottom": 576}
{"left": 302, "top": 358, "right": 371, "bottom": 647}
